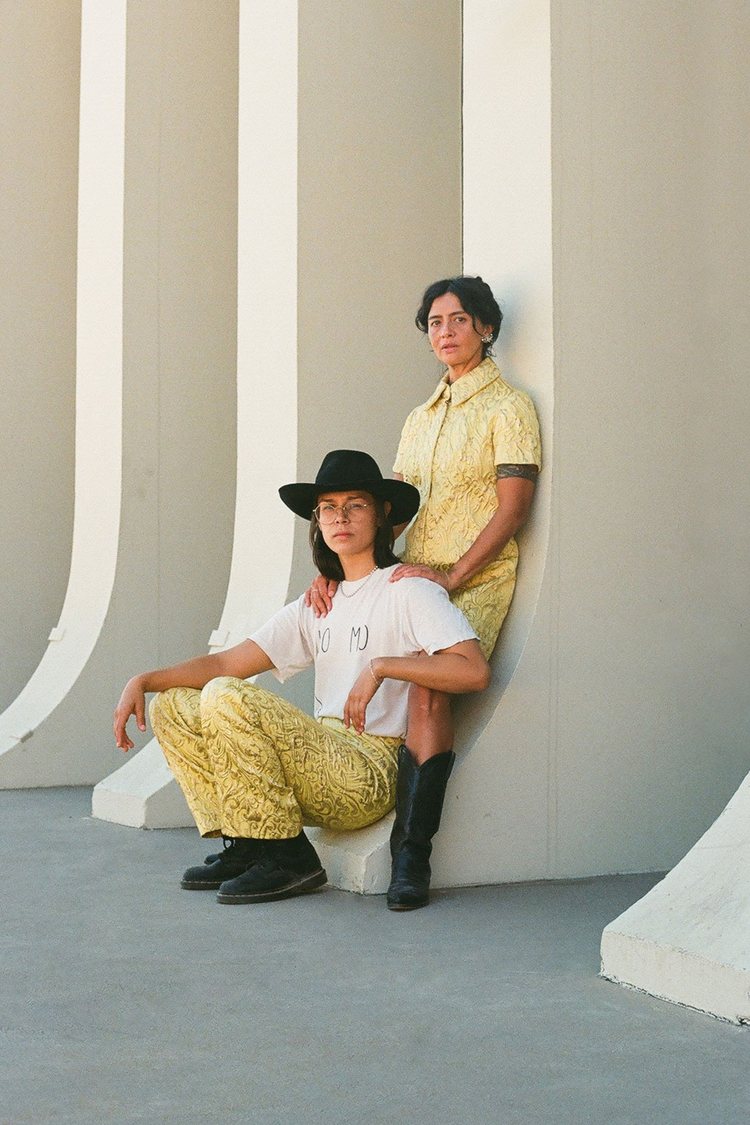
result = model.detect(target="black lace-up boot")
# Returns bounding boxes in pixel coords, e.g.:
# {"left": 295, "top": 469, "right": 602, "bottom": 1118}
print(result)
{"left": 180, "top": 837, "right": 262, "bottom": 890}
{"left": 386, "top": 745, "right": 456, "bottom": 911}
{"left": 216, "top": 831, "right": 327, "bottom": 904}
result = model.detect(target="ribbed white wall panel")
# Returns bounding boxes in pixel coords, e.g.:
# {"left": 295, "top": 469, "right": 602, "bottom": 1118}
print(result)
{"left": 93, "top": 0, "right": 299, "bottom": 825}
{"left": 0, "top": 0, "right": 126, "bottom": 783}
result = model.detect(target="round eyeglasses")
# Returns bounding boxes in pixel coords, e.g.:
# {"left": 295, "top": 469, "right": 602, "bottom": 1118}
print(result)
{"left": 313, "top": 501, "right": 371, "bottom": 524}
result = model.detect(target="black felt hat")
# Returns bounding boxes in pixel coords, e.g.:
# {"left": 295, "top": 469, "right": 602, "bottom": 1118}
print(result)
{"left": 279, "top": 449, "right": 420, "bottom": 525}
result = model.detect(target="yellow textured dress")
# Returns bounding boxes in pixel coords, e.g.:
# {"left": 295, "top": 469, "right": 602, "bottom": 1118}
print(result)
{"left": 394, "top": 357, "right": 541, "bottom": 658}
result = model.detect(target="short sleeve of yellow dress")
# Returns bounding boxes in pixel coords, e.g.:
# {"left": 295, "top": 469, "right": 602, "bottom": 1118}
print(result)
{"left": 393, "top": 357, "right": 541, "bottom": 658}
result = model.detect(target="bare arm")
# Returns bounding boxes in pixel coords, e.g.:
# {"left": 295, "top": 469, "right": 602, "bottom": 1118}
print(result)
{"left": 371, "top": 639, "right": 489, "bottom": 694}
{"left": 391, "top": 474, "right": 536, "bottom": 593}
{"left": 343, "top": 639, "right": 490, "bottom": 734}
{"left": 113, "top": 640, "right": 273, "bottom": 751}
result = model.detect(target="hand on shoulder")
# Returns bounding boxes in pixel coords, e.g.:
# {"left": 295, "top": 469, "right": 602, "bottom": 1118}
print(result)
{"left": 388, "top": 564, "right": 452, "bottom": 593}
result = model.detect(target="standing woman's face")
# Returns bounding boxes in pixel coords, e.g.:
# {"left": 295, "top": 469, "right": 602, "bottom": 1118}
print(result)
{"left": 426, "top": 292, "right": 490, "bottom": 372}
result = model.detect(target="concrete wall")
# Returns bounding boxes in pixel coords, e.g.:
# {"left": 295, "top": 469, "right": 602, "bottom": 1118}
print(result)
{"left": 0, "top": 1, "right": 80, "bottom": 709}
{"left": 438, "top": 0, "right": 553, "bottom": 885}
{"left": 429, "top": 0, "right": 750, "bottom": 886}
{"left": 549, "top": 0, "right": 750, "bottom": 873}
{"left": 293, "top": 0, "right": 462, "bottom": 595}
{"left": 0, "top": 0, "right": 237, "bottom": 785}
{"left": 272, "top": 0, "right": 463, "bottom": 713}
{"left": 4, "top": 1, "right": 750, "bottom": 903}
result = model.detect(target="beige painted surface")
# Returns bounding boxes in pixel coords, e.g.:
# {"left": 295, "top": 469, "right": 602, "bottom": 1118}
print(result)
{"left": 599, "top": 1, "right": 750, "bottom": 1019}
{"left": 95, "top": 0, "right": 298, "bottom": 826}
{"left": 550, "top": 0, "right": 750, "bottom": 875}
{"left": 435, "top": 0, "right": 553, "bottom": 886}
{"left": 95, "top": 0, "right": 463, "bottom": 830}
{"left": 120, "top": 0, "right": 238, "bottom": 669}
{"left": 295, "top": 0, "right": 462, "bottom": 561}
{"left": 0, "top": 1, "right": 80, "bottom": 709}
{"left": 433, "top": 0, "right": 750, "bottom": 888}
{"left": 211, "top": 0, "right": 299, "bottom": 649}
{"left": 0, "top": 0, "right": 238, "bottom": 786}
{"left": 0, "top": 0, "right": 128, "bottom": 778}
{"left": 272, "top": 0, "right": 463, "bottom": 715}
{"left": 4, "top": 0, "right": 749, "bottom": 929}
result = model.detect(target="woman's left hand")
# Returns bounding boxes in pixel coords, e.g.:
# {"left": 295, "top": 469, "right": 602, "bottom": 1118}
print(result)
{"left": 343, "top": 667, "right": 381, "bottom": 734}
{"left": 388, "top": 563, "right": 452, "bottom": 592}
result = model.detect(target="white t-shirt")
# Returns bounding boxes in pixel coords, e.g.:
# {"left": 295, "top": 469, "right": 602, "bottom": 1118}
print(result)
{"left": 250, "top": 565, "right": 477, "bottom": 738}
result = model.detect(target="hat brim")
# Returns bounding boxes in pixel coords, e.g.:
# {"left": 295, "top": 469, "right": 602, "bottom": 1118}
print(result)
{"left": 279, "top": 476, "right": 420, "bottom": 526}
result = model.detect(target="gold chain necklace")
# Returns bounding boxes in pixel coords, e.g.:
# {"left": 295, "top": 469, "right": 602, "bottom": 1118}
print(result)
{"left": 339, "top": 565, "right": 379, "bottom": 598}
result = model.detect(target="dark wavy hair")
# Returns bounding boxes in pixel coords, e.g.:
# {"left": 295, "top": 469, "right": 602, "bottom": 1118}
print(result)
{"left": 310, "top": 495, "right": 400, "bottom": 581}
{"left": 415, "top": 275, "right": 503, "bottom": 358}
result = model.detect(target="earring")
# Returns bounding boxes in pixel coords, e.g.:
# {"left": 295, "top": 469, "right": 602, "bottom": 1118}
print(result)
{"left": 481, "top": 332, "right": 493, "bottom": 344}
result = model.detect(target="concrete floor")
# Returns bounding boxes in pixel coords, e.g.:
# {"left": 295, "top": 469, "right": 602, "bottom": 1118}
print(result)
{"left": 1, "top": 788, "right": 748, "bottom": 1125}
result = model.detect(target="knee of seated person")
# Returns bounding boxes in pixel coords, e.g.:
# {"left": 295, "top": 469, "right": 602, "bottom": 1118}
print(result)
{"left": 149, "top": 688, "right": 182, "bottom": 729}
{"left": 199, "top": 675, "right": 247, "bottom": 711}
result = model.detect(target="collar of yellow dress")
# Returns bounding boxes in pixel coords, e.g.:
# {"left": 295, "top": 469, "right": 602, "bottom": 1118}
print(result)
{"left": 425, "top": 356, "right": 503, "bottom": 409}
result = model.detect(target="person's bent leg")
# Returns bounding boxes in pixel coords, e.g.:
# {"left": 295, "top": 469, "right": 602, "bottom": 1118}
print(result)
{"left": 386, "top": 572, "right": 506, "bottom": 910}
{"left": 387, "top": 683, "right": 456, "bottom": 911}
{"left": 198, "top": 678, "right": 398, "bottom": 903}
{"left": 150, "top": 688, "right": 223, "bottom": 836}
{"left": 149, "top": 688, "right": 261, "bottom": 889}
{"left": 403, "top": 683, "right": 453, "bottom": 765}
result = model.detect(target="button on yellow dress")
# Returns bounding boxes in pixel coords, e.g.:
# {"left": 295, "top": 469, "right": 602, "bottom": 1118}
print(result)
{"left": 394, "top": 357, "right": 541, "bottom": 658}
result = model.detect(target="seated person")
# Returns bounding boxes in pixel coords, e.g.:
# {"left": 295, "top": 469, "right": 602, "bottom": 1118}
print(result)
{"left": 113, "top": 450, "right": 490, "bottom": 909}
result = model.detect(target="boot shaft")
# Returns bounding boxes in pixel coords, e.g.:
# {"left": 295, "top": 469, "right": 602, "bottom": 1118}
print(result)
{"left": 387, "top": 745, "right": 455, "bottom": 911}
{"left": 391, "top": 745, "right": 456, "bottom": 855}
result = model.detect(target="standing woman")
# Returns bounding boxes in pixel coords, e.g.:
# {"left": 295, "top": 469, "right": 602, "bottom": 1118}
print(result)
{"left": 389, "top": 275, "right": 541, "bottom": 904}
{"left": 392, "top": 275, "right": 540, "bottom": 659}
{"left": 311, "top": 276, "right": 541, "bottom": 909}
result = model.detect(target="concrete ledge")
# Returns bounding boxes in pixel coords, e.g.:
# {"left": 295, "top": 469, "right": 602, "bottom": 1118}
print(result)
{"left": 601, "top": 932, "right": 750, "bottom": 1025}
{"left": 601, "top": 768, "right": 750, "bottom": 1024}
{"left": 308, "top": 815, "right": 393, "bottom": 895}
{"left": 92, "top": 740, "right": 193, "bottom": 829}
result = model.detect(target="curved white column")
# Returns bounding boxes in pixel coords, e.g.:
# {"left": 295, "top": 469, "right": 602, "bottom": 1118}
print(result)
{"left": 0, "top": 1, "right": 78, "bottom": 712}
{"left": 429, "top": 0, "right": 554, "bottom": 887}
{"left": 3, "top": 0, "right": 238, "bottom": 791}
{"left": 93, "top": 0, "right": 299, "bottom": 827}
{"left": 601, "top": 768, "right": 750, "bottom": 1024}
{"left": 209, "top": 0, "right": 298, "bottom": 650}
{"left": 0, "top": 0, "right": 126, "bottom": 784}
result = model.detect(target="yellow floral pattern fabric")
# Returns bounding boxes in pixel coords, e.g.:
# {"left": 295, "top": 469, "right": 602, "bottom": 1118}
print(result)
{"left": 394, "top": 357, "right": 541, "bottom": 657}
{"left": 150, "top": 677, "right": 400, "bottom": 839}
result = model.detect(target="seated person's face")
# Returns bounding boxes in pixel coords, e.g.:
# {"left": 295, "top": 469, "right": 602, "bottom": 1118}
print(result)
{"left": 314, "top": 491, "right": 379, "bottom": 556}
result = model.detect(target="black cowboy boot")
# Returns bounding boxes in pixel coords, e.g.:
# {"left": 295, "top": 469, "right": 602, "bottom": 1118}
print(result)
{"left": 216, "top": 830, "right": 327, "bottom": 904}
{"left": 180, "top": 836, "right": 262, "bottom": 890}
{"left": 387, "top": 745, "right": 456, "bottom": 911}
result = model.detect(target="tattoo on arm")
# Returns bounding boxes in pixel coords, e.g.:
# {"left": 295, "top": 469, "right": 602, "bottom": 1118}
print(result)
{"left": 496, "top": 464, "right": 539, "bottom": 482}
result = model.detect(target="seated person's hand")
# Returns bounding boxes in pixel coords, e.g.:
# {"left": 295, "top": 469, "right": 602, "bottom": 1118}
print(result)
{"left": 343, "top": 666, "right": 382, "bottom": 735}
{"left": 113, "top": 676, "right": 147, "bottom": 752}
{"left": 304, "top": 574, "right": 338, "bottom": 617}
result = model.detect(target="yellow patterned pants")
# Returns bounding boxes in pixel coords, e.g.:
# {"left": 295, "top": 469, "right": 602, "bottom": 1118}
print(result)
{"left": 149, "top": 677, "right": 400, "bottom": 839}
